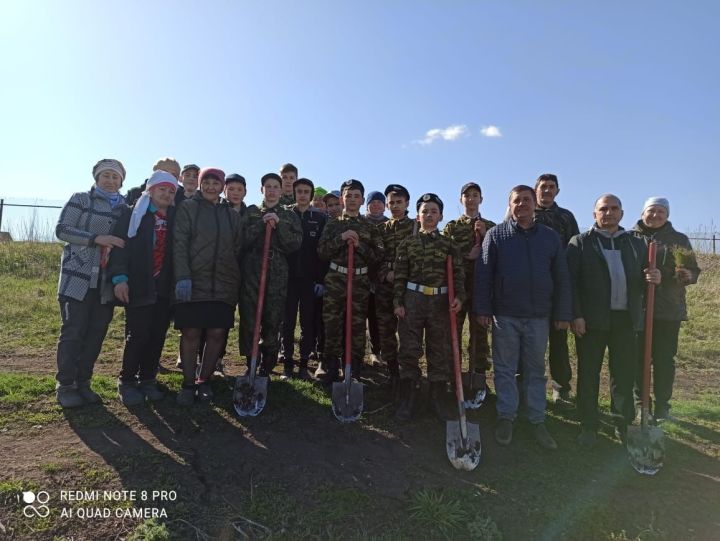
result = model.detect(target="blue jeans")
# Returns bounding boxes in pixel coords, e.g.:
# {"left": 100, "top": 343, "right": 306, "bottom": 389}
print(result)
{"left": 492, "top": 316, "right": 549, "bottom": 424}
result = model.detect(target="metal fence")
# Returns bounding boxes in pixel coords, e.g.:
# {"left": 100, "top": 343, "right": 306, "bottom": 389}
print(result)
{"left": 1, "top": 197, "right": 718, "bottom": 253}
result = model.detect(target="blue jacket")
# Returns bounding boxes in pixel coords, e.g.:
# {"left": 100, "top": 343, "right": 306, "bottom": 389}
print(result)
{"left": 473, "top": 220, "right": 572, "bottom": 321}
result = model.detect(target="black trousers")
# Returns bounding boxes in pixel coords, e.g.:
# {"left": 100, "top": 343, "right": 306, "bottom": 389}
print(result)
{"left": 56, "top": 289, "right": 114, "bottom": 386}
{"left": 118, "top": 299, "right": 172, "bottom": 383}
{"left": 576, "top": 311, "right": 638, "bottom": 431}
{"left": 367, "top": 291, "right": 381, "bottom": 355}
{"left": 281, "top": 276, "right": 316, "bottom": 361}
{"left": 548, "top": 326, "right": 572, "bottom": 392}
{"left": 635, "top": 319, "right": 681, "bottom": 412}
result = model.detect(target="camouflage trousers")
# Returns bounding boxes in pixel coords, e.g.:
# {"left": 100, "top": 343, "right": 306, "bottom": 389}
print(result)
{"left": 455, "top": 302, "right": 491, "bottom": 374}
{"left": 239, "top": 254, "right": 288, "bottom": 362}
{"left": 397, "top": 290, "right": 451, "bottom": 382}
{"left": 374, "top": 282, "right": 400, "bottom": 377}
{"left": 323, "top": 270, "right": 370, "bottom": 370}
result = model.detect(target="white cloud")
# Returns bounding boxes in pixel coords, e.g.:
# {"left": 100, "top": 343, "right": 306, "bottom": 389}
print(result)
{"left": 480, "top": 125, "right": 502, "bottom": 138}
{"left": 416, "top": 124, "right": 469, "bottom": 145}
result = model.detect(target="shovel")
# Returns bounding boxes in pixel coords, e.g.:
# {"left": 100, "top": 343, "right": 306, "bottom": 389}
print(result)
{"left": 446, "top": 255, "right": 481, "bottom": 471}
{"left": 233, "top": 222, "right": 273, "bottom": 417}
{"left": 627, "top": 241, "right": 665, "bottom": 475}
{"left": 332, "top": 240, "right": 364, "bottom": 422}
{"left": 461, "top": 230, "right": 486, "bottom": 409}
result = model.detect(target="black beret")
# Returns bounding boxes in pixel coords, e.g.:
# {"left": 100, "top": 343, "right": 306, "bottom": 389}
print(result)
{"left": 460, "top": 182, "right": 482, "bottom": 196}
{"left": 384, "top": 183, "right": 410, "bottom": 201}
{"left": 225, "top": 173, "right": 246, "bottom": 186}
{"left": 261, "top": 173, "right": 282, "bottom": 186}
{"left": 416, "top": 193, "right": 444, "bottom": 213}
{"left": 293, "top": 177, "right": 315, "bottom": 198}
{"left": 341, "top": 179, "right": 365, "bottom": 196}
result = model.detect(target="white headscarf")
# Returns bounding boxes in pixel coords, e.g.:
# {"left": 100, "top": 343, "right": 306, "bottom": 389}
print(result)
{"left": 128, "top": 171, "right": 178, "bottom": 238}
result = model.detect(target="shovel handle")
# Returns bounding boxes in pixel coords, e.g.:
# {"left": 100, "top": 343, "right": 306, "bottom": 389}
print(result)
{"left": 250, "top": 222, "right": 274, "bottom": 367}
{"left": 344, "top": 241, "right": 354, "bottom": 372}
{"left": 446, "top": 256, "right": 467, "bottom": 423}
{"left": 641, "top": 241, "right": 657, "bottom": 418}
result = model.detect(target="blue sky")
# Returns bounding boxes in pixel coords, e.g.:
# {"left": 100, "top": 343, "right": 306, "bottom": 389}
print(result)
{"left": 1, "top": 0, "right": 718, "bottom": 233}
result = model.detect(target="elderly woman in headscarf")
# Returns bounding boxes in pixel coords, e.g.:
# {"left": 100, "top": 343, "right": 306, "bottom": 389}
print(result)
{"left": 173, "top": 167, "right": 244, "bottom": 405}
{"left": 633, "top": 197, "right": 700, "bottom": 421}
{"left": 55, "top": 158, "right": 127, "bottom": 408}
{"left": 108, "top": 170, "right": 179, "bottom": 405}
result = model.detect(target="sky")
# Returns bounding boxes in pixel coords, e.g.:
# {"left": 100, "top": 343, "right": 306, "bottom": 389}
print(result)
{"left": 1, "top": 0, "right": 718, "bottom": 234}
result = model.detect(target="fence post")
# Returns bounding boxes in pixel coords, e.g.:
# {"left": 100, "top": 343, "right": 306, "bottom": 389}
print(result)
{"left": 714, "top": 234, "right": 716, "bottom": 256}
{"left": 0, "top": 199, "right": 3, "bottom": 231}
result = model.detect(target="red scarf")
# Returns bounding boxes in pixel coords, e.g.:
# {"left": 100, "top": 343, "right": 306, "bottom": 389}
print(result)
{"left": 153, "top": 210, "right": 168, "bottom": 277}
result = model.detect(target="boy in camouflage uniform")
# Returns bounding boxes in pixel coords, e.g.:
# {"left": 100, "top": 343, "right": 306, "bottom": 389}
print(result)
{"left": 316, "top": 179, "right": 384, "bottom": 383}
{"left": 240, "top": 173, "right": 302, "bottom": 376}
{"left": 279, "top": 163, "right": 298, "bottom": 207}
{"left": 394, "top": 193, "right": 464, "bottom": 421}
{"left": 375, "top": 184, "right": 416, "bottom": 393}
{"left": 442, "top": 182, "right": 496, "bottom": 391}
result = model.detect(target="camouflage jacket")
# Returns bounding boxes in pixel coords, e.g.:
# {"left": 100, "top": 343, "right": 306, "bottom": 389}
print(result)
{"left": 378, "top": 214, "right": 417, "bottom": 283}
{"left": 279, "top": 193, "right": 295, "bottom": 208}
{"left": 442, "top": 214, "right": 496, "bottom": 274}
{"left": 393, "top": 229, "right": 465, "bottom": 308}
{"left": 317, "top": 212, "right": 384, "bottom": 270}
{"left": 242, "top": 202, "right": 302, "bottom": 266}
{"left": 534, "top": 203, "right": 579, "bottom": 246}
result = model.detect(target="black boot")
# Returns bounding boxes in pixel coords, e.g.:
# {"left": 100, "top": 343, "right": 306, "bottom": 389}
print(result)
{"left": 258, "top": 352, "right": 277, "bottom": 378}
{"left": 389, "top": 371, "right": 401, "bottom": 403}
{"left": 317, "top": 356, "right": 339, "bottom": 385}
{"left": 395, "top": 379, "right": 420, "bottom": 421}
{"left": 429, "top": 380, "right": 452, "bottom": 421}
{"left": 298, "top": 359, "right": 310, "bottom": 380}
{"left": 281, "top": 358, "right": 294, "bottom": 380}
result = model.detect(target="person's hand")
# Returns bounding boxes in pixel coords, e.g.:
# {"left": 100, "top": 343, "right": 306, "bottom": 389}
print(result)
{"left": 94, "top": 235, "right": 125, "bottom": 248}
{"left": 175, "top": 279, "right": 192, "bottom": 302}
{"left": 341, "top": 229, "right": 359, "bottom": 247}
{"left": 476, "top": 315, "right": 492, "bottom": 328}
{"left": 554, "top": 320, "right": 570, "bottom": 331}
{"left": 263, "top": 213, "right": 279, "bottom": 228}
{"left": 386, "top": 271, "right": 395, "bottom": 283}
{"left": 313, "top": 283, "right": 325, "bottom": 297}
{"left": 571, "top": 317, "right": 586, "bottom": 337}
{"left": 474, "top": 220, "right": 487, "bottom": 238}
{"left": 114, "top": 282, "right": 130, "bottom": 304}
{"left": 394, "top": 306, "right": 405, "bottom": 319}
{"left": 468, "top": 244, "right": 482, "bottom": 260}
{"left": 450, "top": 297, "right": 462, "bottom": 313}
{"left": 644, "top": 268, "right": 661, "bottom": 285}
{"left": 676, "top": 267, "right": 692, "bottom": 284}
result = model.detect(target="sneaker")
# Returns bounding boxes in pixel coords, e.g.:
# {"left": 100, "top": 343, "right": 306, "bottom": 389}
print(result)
{"left": 197, "top": 382, "right": 214, "bottom": 402}
{"left": 280, "top": 360, "right": 294, "bottom": 380}
{"left": 368, "top": 354, "right": 383, "bottom": 367}
{"left": 614, "top": 425, "right": 628, "bottom": 446}
{"left": 56, "top": 384, "right": 85, "bottom": 408}
{"left": 298, "top": 360, "right": 310, "bottom": 380}
{"left": 551, "top": 388, "right": 573, "bottom": 406}
{"left": 138, "top": 380, "right": 165, "bottom": 401}
{"left": 577, "top": 428, "right": 597, "bottom": 448}
{"left": 176, "top": 386, "right": 196, "bottom": 406}
{"left": 76, "top": 380, "right": 102, "bottom": 404}
{"left": 118, "top": 382, "right": 145, "bottom": 406}
{"left": 533, "top": 423, "right": 558, "bottom": 450}
{"left": 213, "top": 360, "right": 226, "bottom": 377}
{"left": 495, "top": 419, "right": 513, "bottom": 446}
{"left": 653, "top": 405, "right": 673, "bottom": 423}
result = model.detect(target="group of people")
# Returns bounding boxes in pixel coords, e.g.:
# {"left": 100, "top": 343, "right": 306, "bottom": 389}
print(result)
{"left": 54, "top": 158, "right": 700, "bottom": 451}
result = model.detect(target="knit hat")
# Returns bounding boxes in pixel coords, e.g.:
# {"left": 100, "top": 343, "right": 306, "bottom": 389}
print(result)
{"left": 417, "top": 193, "right": 444, "bottom": 213}
{"left": 92, "top": 159, "right": 126, "bottom": 181}
{"left": 384, "top": 183, "right": 410, "bottom": 201}
{"left": 127, "top": 171, "right": 178, "bottom": 238}
{"left": 225, "top": 173, "right": 246, "bottom": 186}
{"left": 460, "top": 182, "right": 482, "bottom": 196}
{"left": 153, "top": 157, "right": 181, "bottom": 178}
{"left": 199, "top": 167, "right": 225, "bottom": 184}
{"left": 314, "top": 186, "right": 328, "bottom": 198}
{"left": 294, "top": 178, "right": 315, "bottom": 199}
{"left": 261, "top": 172, "right": 282, "bottom": 186}
{"left": 642, "top": 197, "right": 670, "bottom": 216}
{"left": 366, "top": 191, "right": 385, "bottom": 205}
{"left": 341, "top": 179, "right": 365, "bottom": 196}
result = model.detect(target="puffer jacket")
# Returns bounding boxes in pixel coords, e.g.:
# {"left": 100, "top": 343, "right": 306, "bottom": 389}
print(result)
{"left": 632, "top": 220, "right": 700, "bottom": 321}
{"left": 56, "top": 187, "right": 125, "bottom": 302}
{"left": 173, "top": 192, "right": 243, "bottom": 306}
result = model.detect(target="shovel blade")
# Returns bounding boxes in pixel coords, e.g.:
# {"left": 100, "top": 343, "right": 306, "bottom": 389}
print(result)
{"left": 461, "top": 372, "right": 487, "bottom": 409}
{"left": 446, "top": 420, "right": 482, "bottom": 471}
{"left": 233, "top": 374, "right": 268, "bottom": 417}
{"left": 331, "top": 380, "right": 364, "bottom": 423}
{"left": 627, "top": 425, "right": 665, "bottom": 475}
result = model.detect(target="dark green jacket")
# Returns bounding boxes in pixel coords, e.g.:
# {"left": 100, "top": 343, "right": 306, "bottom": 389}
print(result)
{"left": 566, "top": 227, "right": 649, "bottom": 332}
{"left": 173, "top": 192, "right": 243, "bottom": 306}
{"left": 632, "top": 220, "right": 700, "bottom": 321}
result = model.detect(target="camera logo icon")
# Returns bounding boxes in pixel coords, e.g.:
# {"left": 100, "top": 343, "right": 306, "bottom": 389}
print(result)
{"left": 22, "top": 490, "right": 50, "bottom": 518}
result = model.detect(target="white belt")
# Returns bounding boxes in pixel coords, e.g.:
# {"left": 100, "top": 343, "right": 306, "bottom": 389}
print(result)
{"left": 330, "top": 262, "right": 368, "bottom": 275}
{"left": 407, "top": 282, "right": 448, "bottom": 295}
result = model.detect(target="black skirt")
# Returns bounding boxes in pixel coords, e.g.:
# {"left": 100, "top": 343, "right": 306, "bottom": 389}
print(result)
{"left": 174, "top": 301, "right": 235, "bottom": 330}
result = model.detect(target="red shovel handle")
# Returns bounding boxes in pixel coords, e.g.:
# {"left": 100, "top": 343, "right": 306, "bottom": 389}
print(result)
{"left": 641, "top": 241, "right": 657, "bottom": 411}
{"left": 250, "top": 222, "right": 273, "bottom": 362}
{"left": 344, "top": 241, "right": 354, "bottom": 370}
{"left": 446, "top": 256, "right": 464, "bottom": 402}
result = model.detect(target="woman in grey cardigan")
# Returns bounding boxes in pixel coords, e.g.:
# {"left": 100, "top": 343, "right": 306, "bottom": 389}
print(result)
{"left": 55, "top": 158, "right": 127, "bottom": 408}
